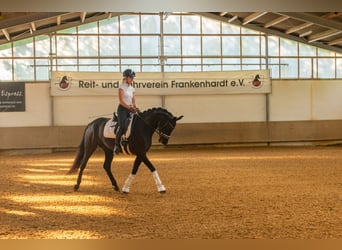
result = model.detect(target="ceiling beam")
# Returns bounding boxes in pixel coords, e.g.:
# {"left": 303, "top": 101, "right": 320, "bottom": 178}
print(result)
{"left": 1, "top": 29, "right": 11, "bottom": 41}
{"left": 299, "top": 30, "right": 312, "bottom": 37}
{"left": 196, "top": 12, "right": 342, "bottom": 54}
{"left": 30, "top": 22, "right": 36, "bottom": 32}
{"left": 0, "top": 12, "right": 67, "bottom": 30}
{"left": 228, "top": 15, "right": 238, "bottom": 23}
{"left": 242, "top": 12, "right": 267, "bottom": 25}
{"left": 0, "top": 12, "right": 124, "bottom": 46}
{"left": 264, "top": 16, "right": 289, "bottom": 28}
{"left": 285, "top": 12, "right": 339, "bottom": 34}
{"left": 80, "top": 12, "right": 87, "bottom": 23}
{"left": 57, "top": 16, "right": 61, "bottom": 25}
{"left": 285, "top": 22, "right": 313, "bottom": 34}
{"left": 328, "top": 37, "right": 342, "bottom": 46}
{"left": 308, "top": 30, "right": 342, "bottom": 43}
{"left": 278, "top": 12, "right": 342, "bottom": 31}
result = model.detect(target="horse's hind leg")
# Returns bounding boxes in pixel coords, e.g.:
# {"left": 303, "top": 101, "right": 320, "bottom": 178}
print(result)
{"left": 103, "top": 149, "right": 119, "bottom": 192}
{"left": 142, "top": 154, "right": 166, "bottom": 193}
{"left": 74, "top": 147, "right": 96, "bottom": 191}
{"left": 74, "top": 160, "right": 88, "bottom": 191}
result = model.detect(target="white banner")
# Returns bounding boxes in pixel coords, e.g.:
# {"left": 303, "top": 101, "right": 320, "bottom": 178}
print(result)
{"left": 50, "top": 70, "right": 271, "bottom": 96}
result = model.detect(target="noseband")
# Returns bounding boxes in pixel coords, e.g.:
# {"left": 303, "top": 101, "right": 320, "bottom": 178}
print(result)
{"left": 156, "top": 121, "right": 174, "bottom": 140}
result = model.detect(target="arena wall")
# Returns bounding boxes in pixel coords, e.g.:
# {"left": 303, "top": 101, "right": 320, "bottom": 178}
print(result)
{"left": 1, "top": 79, "right": 342, "bottom": 150}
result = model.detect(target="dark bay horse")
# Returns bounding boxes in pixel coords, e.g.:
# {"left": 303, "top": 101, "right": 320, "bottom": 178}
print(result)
{"left": 67, "top": 107, "right": 183, "bottom": 193}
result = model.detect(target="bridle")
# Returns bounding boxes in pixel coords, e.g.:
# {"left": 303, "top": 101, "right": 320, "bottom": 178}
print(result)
{"left": 136, "top": 112, "right": 173, "bottom": 140}
{"left": 155, "top": 120, "right": 174, "bottom": 140}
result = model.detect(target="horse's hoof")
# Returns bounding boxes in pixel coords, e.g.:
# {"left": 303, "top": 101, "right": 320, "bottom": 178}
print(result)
{"left": 113, "top": 186, "right": 120, "bottom": 192}
{"left": 157, "top": 185, "right": 166, "bottom": 193}
{"left": 122, "top": 187, "right": 129, "bottom": 193}
{"left": 73, "top": 185, "right": 79, "bottom": 191}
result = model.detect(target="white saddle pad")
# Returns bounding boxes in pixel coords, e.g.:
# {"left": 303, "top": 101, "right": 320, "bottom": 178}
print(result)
{"left": 103, "top": 119, "right": 116, "bottom": 138}
{"left": 103, "top": 116, "right": 134, "bottom": 139}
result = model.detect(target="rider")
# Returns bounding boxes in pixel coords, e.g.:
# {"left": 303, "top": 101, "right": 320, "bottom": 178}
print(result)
{"left": 114, "top": 69, "right": 138, "bottom": 155}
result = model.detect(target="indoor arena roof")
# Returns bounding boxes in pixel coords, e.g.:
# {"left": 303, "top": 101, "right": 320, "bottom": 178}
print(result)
{"left": 0, "top": 12, "right": 341, "bottom": 54}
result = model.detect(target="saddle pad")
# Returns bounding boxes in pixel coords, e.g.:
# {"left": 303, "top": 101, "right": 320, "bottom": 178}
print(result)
{"left": 103, "top": 115, "right": 134, "bottom": 139}
{"left": 103, "top": 119, "right": 116, "bottom": 138}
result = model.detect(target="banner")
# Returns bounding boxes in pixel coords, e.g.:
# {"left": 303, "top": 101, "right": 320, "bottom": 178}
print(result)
{"left": 0, "top": 82, "right": 25, "bottom": 112}
{"left": 50, "top": 70, "right": 271, "bottom": 96}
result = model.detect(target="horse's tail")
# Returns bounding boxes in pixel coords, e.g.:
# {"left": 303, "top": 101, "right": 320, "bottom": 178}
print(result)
{"left": 67, "top": 128, "right": 87, "bottom": 175}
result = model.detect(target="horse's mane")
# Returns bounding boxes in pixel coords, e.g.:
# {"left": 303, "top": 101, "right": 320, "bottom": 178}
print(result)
{"left": 141, "top": 107, "right": 174, "bottom": 119}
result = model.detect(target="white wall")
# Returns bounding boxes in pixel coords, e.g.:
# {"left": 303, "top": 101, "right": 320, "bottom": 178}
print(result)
{"left": 0, "top": 83, "right": 52, "bottom": 127}
{"left": 269, "top": 80, "right": 342, "bottom": 121}
{"left": 53, "top": 95, "right": 163, "bottom": 126}
{"left": 165, "top": 94, "right": 266, "bottom": 123}
{"left": 1, "top": 79, "right": 342, "bottom": 127}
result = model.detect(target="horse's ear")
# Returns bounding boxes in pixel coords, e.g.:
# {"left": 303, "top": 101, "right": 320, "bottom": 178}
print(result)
{"left": 176, "top": 115, "right": 183, "bottom": 121}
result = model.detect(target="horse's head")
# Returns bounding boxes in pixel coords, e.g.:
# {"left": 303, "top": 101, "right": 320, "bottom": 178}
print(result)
{"left": 140, "top": 108, "right": 183, "bottom": 145}
{"left": 156, "top": 114, "right": 183, "bottom": 145}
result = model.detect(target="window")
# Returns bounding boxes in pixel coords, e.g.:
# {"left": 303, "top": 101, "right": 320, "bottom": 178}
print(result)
{"left": 280, "top": 38, "right": 298, "bottom": 56}
{"left": 120, "top": 36, "right": 140, "bottom": 56}
{"left": 35, "top": 36, "right": 50, "bottom": 57}
{"left": 163, "top": 15, "right": 180, "bottom": 34}
{"left": 182, "top": 15, "right": 200, "bottom": 34}
{"left": 78, "top": 23, "right": 98, "bottom": 34}
{"left": 141, "top": 15, "right": 160, "bottom": 34}
{"left": 280, "top": 58, "right": 298, "bottom": 78}
{"left": 120, "top": 15, "right": 140, "bottom": 34}
{"left": 299, "top": 58, "right": 313, "bottom": 78}
{"left": 142, "top": 36, "right": 160, "bottom": 56}
{"left": 100, "top": 58, "right": 120, "bottom": 72}
{"left": 0, "top": 13, "right": 340, "bottom": 80}
{"left": 14, "top": 59, "right": 34, "bottom": 80}
{"left": 222, "top": 36, "right": 240, "bottom": 56}
{"left": 100, "top": 36, "right": 119, "bottom": 56}
{"left": 79, "top": 58, "right": 99, "bottom": 72}
{"left": 182, "top": 36, "right": 201, "bottom": 56}
{"left": 242, "top": 36, "right": 260, "bottom": 56}
{"left": 317, "top": 58, "right": 335, "bottom": 78}
{"left": 78, "top": 36, "right": 98, "bottom": 56}
{"left": 99, "top": 17, "right": 119, "bottom": 34}
{"left": 0, "top": 59, "right": 12, "bottom": 80}
{"left": 202, "top": 36, "right": 220, "bottom": 56}
{"left": 164, "top": 36, "right": 181, "bottom": 56}
{"left": 57, "top": 36, "right": 77, "bottom": 56}
{"left": 202, "top": 17, "right": 220, "bottom": 34}
{"left": 13, "top": 38, "right": 34, "bottom": 57}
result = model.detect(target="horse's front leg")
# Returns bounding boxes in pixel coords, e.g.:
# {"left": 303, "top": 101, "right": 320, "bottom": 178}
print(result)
{"left": 142, "top": 155, "right": 166, "bottom": 194}
{"left": 103, "top": 150, "right": 119, "bottom": 192}
{"left": 122, "top": 155, "right": 142, "bottom": 193}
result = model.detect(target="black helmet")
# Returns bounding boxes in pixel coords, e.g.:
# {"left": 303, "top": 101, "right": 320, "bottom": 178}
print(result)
{"left": 123, "top": 69, "right": 136, "bottom": 78}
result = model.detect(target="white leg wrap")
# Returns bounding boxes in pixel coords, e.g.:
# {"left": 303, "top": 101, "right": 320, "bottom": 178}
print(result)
{"left": 122, "top": 174, "right": 135, "bottom": 193}
{"left": 152, "top": 171, "right": 166, "bottom": 193}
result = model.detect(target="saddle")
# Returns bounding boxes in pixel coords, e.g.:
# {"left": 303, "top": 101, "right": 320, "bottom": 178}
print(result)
{"left": 103, "top": 112, "right": 134, "bottom": 140}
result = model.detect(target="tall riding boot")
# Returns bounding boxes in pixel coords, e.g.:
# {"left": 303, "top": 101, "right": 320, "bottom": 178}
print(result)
{"left": 114, "top": 129, "right": 123, "bottom": 155}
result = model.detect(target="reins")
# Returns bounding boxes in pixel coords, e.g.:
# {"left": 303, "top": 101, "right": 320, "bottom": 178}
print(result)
{"left": 135, "top": 112, "right": 172, "bottom": 140}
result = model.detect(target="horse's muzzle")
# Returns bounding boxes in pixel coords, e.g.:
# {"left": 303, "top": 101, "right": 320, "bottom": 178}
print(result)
{"left": 159, "top": 137, "right": 169, "bottom": 145}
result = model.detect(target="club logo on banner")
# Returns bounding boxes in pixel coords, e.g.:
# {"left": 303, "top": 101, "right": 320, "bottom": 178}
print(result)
{"left": 50, "top": 70, "right": 271, "bottom": 96}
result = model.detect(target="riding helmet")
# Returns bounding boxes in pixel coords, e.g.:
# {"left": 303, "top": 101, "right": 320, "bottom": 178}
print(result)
{"left": 123, "top": 69, "right": 136, "bottom": 78}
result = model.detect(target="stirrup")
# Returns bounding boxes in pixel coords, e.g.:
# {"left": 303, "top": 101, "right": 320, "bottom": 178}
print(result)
{"left": 113, "top": 145, "right": 121, "bottom": 155}
{"left": 121, "top": 136, "right": 128, "bottom": 146}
